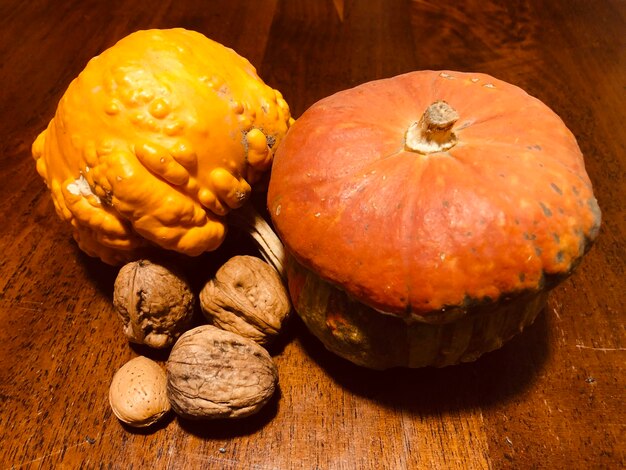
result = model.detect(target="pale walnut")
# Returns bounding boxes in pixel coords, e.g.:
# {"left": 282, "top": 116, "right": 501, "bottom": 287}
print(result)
{"left": 113, "top": 259, "right": 195, "bottom": 349}
{"left": 199, "top": 255, "right": 290, "bottom": 345}
{"left": 109, "top": 356, "right": 171, "bottom": 428}
{"left": 166, "top": 325, "right": 278, "bottom": 419}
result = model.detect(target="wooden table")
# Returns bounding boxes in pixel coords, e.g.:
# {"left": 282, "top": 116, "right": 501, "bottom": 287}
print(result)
{"left": 1, "top": 0, "right": 624, "bottom": 468}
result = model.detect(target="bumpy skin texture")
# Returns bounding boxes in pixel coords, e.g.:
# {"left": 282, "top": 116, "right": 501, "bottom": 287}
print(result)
{"left": 32, "top": 28, "right": 293, "bottom": 265}
{"left": 268, "top": 70, "right": 601, "bottom": 319}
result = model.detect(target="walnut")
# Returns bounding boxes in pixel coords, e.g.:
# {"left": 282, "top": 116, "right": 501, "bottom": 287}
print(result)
{"left": 199, "top": 255, "right": 290, "bottom": 345}
{"left": 113, "top": 259, "right": 195, "bottom": 349}
{"left": 166, "top": 325, "right": 278, "bottom": 419}
{"left": 109, "top": 356, "right": 171, "bottom": 428}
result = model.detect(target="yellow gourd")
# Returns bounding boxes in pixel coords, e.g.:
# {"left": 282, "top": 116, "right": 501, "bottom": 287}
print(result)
{"left": 32, "top": 28, "right": 293, "bottom": 265}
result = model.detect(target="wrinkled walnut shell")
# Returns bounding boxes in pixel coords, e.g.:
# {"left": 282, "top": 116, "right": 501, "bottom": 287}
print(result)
{"left": 199, "top": 255, "right": 290, "bottom": 345}
{"left": 109, "top": 356, "right": 171, "bottom": 428}
{"left": 166, "top": 325, "right": 278, "bottom": 419}
{"left": 113, "top": 259, "right": 195, "bottom": 349}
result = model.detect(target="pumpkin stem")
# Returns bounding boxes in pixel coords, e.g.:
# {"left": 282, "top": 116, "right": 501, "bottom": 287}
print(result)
{"left": 405, "top": 100, "right": 459, "bottom": 154}
{"left": 229, "top": 202, "right": 286, "bottom": 280}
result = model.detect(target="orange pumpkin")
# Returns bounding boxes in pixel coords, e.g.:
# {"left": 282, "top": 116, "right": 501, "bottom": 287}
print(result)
{"left": 267, "top": 70, "right": 601, "bottom": 369}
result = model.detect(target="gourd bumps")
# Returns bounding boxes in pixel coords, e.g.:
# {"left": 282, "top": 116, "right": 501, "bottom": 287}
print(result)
{"left": 32, "top": 28, "right": 293, "bottom": 265}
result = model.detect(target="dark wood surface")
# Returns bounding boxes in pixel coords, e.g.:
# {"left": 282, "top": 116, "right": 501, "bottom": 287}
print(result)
{"left": 1, "top": 0, "right": 624, "bottom": 468}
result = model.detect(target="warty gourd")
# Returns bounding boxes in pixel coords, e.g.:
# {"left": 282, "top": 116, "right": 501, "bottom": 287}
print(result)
{"left": 32, "top": 28, "right": 292, "bottom": 268}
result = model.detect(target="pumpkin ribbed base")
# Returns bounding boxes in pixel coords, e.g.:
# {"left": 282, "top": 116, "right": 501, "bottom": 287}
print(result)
{"left": 288, "top": 257, "right": 547, "bottom": 369}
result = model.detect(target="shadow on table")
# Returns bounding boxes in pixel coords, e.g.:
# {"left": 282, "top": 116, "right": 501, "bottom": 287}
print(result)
{"left": 115, "top": 398, "right": 280, "bottom": 438}
{"left": 176, "top": 387, "right": 282, "bottom": 439}
{"left": 77, "top": 230, "right": 256, "bottom": 295}
{"left": 296, "top": 307, "right": 551, "bottom": 414}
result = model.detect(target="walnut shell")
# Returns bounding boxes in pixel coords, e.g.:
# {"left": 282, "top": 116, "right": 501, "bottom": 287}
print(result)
{"left": 113, "top": 259, "right": 195, "bottom": 349}
{"left": 199, "top": 255, "right": 290, "bottom": 345}
{"left": 109, "top": 356, "right": 171, "bottom": 428}
{"left": 166, "top": 325, "right": 278, "bottom": 419}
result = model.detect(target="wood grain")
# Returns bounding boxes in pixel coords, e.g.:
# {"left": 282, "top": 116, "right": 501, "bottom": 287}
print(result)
{"left": 0, "top": 0, "right": 624, "bottom": 468}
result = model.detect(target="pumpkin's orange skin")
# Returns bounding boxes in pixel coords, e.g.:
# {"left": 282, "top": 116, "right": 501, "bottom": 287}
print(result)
{"left": 268, "top": 70, "right": 601, "bottom": 320}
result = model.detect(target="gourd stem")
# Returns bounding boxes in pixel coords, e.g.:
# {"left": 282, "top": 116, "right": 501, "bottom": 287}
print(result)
{"left": 229, "top": 202, "right": 286, "bottom": 280}
{"left": 405, "top": 100, "right": 459, "bottom": 154}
